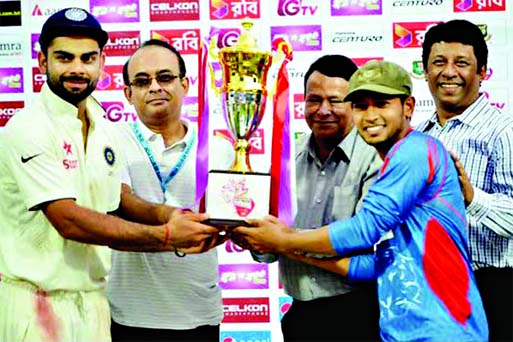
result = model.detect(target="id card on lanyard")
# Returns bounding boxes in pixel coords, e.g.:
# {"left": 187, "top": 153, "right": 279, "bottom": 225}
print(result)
{"left": 131, "top": 122, "right": 196, "bottom": 202}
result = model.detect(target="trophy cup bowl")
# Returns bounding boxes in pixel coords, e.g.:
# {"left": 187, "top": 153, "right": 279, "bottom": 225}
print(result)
{"left": 219, "top": 25, "right": 273, "bottom": 172}
{"left": 205, "top": 22, "right": 273, "bottom": 227}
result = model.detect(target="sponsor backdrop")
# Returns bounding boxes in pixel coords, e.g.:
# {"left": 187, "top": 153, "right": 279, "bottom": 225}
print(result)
{"left": 0, "top": 0, "right": 510, "bottom": 341}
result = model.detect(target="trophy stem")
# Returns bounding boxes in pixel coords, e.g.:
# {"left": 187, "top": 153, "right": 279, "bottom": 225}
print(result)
{"left": 231, "top": 139, "right": 252, "bottom": 173}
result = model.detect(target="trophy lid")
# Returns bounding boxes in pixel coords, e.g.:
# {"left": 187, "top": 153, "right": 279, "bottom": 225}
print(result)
{"left": 234, "top": 21, "right": 257, "bottom": 49}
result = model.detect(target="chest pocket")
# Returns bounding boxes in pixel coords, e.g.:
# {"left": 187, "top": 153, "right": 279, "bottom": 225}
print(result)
{"left": 330, "top": 184, "right": 360, "bottom": 221}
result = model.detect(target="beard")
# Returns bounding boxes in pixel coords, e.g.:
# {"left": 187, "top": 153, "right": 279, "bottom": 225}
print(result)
{"left": 46, "top": 72, "right": 97, "bottom": 106}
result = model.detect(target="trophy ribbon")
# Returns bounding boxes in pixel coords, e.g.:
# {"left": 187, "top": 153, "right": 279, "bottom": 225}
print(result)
{"left": 270, "top": 37, "right": 294, "bottom": 225}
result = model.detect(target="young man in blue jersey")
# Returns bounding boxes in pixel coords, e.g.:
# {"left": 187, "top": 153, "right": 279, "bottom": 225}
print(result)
{"left": 234, "top": 60, "right": 488, "bottom": 341}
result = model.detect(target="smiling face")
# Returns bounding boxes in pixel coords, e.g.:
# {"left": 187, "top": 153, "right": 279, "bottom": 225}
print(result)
{"left": 351, "top": 93, "right": 414, "bottom": 158}
{"left": 425, "top": 42, "right": 486, "bottom": 121}
{"left": 124, "top": 45, "right": 189, "bottom": 125}
{"left": 38, "top": 36, "right": 104, "bottom": 106}
{"left": 304, "top": 71, "right": 353, "bottom": 146}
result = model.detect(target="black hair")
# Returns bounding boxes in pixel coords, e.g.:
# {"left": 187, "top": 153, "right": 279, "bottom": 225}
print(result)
{"left": 303, "top": 55, "right": 358, "bottom": 95}
{"left": 123, "top": 39, "right": 187, "bottom": 86}
{"left": 422, "top": 19, "right": 488, "bottom": 73}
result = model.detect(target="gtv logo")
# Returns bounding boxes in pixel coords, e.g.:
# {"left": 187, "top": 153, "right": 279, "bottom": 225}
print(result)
{"left": 277, "top": 0, "right": 318, "bottom": 16}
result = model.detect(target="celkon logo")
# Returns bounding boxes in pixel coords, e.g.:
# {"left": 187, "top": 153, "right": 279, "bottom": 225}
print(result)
{"left": 104, "top": 31, "right": 140, "bottom": 57}
{"left": 277, "top": 0, "right": 318, "bottom": 16}
{"left": 213, "top": 128, "right": 265, "bottom": 154}
{"left": 96, "top": 65, "right": 124, "bottom": 91}
{"left": 150, "top": 0, "right": 200, "bottom": 21}
{"left": 222, "top": 297, "right": 270, "bottom": 323}
{"left": 294, "top": 93, "right": 305, "bottom": 120}
{"left": 150, "top": 29, "right": 200, "bottom": 54}
{"left": 393, "top": 22, "right": 439, "bottom": 48}
{"left": 454, "top": 0, "right": 505, "bottom": 12}
{"left": 210, "top": 0, "right": 260, "bottom": 20}
{"left": 0, "top": 101, "right": 24, "bottom": 126}
{"left": 224, "top": 240, "right": 246, "bottom": 253}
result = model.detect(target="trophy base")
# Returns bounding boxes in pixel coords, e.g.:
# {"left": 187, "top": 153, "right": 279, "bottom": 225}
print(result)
{"left": 205, "top": 170, "right": 271, "bottom": 226}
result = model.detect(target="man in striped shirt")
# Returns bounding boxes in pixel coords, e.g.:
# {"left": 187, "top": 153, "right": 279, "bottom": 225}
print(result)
{"left": 417, "top": 19, "right": 513, "bottom": 341}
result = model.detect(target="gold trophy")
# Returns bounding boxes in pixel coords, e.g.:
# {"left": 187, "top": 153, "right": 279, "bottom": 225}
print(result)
{"left": 205, "top": 22, "right": 273, "bottom": 226}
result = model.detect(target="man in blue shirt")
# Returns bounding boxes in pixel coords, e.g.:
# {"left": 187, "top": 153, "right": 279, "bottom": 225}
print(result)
{"left": 234, "top": 60, "right": 488, "bottom": 341}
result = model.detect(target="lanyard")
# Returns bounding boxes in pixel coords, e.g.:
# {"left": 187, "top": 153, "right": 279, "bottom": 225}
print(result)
{"left": 131, "top": 122, "right": 195, "bottom": 202}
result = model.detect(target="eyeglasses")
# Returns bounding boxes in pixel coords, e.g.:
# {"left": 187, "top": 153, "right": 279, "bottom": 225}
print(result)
{"left": 129, "top": 73, "right": 181, "bottom": 88}
{"left": 304, "top": 97, "right": 347, "bottom": 111}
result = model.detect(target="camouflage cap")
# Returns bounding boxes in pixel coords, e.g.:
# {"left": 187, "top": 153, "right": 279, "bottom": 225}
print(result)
{"left": 344, "top": 60, "right": 412, "bottom": 102}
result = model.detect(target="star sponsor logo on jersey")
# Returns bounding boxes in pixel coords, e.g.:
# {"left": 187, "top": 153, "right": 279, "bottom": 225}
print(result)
{"left": 453, "top": 0, "right": 505, "bottom": 12}
{"left": 150, "top": 0, "right": 200, "bottom": 21}
{"left": 220, "top": 330, "right": 271, "bottom": 342}
{"left": 277, "top": 0, "right": 319, "bottom": 17}
{"left": 90, "top": 0, "right": 139, "bottom": 23}
{"left": 270, "top": 25, "right": 322, "bottom": 52}
{"left": 0, "top": 101, "right": 24, "bottom": 127}
{"left": 219, "top": 263, "right": 269, "bottom": 290}
{"left": 222, "top": 297, "right": 270, "bottom": 323}
{"left": 0, "top": 0, "right": 21, "bottom": 26}
{"left": 393, "top": 21, "right": 440, "bottom": 48}
{"left": 62, "top": 141, "right": 78, "bottom": 170}
{"left": 214, "top": 128, "right": 265, "bottom": 154}
{"left": 331, "top": 0, "right": 382, "bottom": 16}
{"left": 0, "top": 67, "right": 23, "bottom": 93}
{"left": 104, "top": 31, "right": 140, "bottom": 57}
{"left": 97, "top": 65, "right": 124, "bottom": 91}
{"left": 150, "top": 29, "right": 200, "bottom": 55}
{"left": 210, "top": 0, "right": 260, "bottom": 20}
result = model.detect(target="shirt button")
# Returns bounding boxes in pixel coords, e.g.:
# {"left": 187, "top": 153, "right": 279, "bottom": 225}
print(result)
{"left": 315, "top": 198, "right": 322, "bottom": 204}
{"left": 320, "top": 170, "right": 326, "bottom": 176}
{"left": 311, "top": 277, "right": 317, "bottom": 282}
